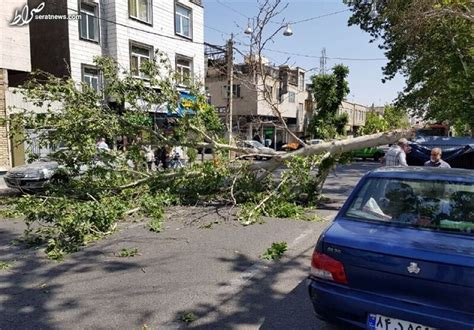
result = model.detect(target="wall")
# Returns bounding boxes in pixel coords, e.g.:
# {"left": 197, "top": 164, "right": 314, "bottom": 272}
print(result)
{"left": 0, "top": 70, "right": 10, "bottom": 171}
{"left": 0, "top": 0, "right": 31, "bottom": 72}
{"left": 67, "top": 0, "right": 103, "bottom": 83}
{"left": 109, "top": 0, "right": 205, "bottom": 81}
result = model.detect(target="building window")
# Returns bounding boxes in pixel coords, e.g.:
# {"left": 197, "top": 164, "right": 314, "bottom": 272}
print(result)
{"left": 288, "top": 91, "right": 296, "bottom": 103}
{"left": 175, "top": 4, "right": 192, "bottom": 38}
{"left": 130, "top": 43, "right": 152, "bottom": 78}
{"left": 129, "top": 0, "right": 152, "bottom": 24}
{"left": 82, "top": 66, "right": 100, "bottom": 91}
{"left": 80, "top": 2, "right": 99, "bottom": 42}
{"left": 176, "top": 55, "right": 193, "bottom": 83}
{"left": 222, "top": 84, "right": 241, "bottom": 98}
{"left": 298, "top": 72, "right": 305, "bottom": 91}
{"left": 275, "top": 87, "right": 281, "bottom": 101}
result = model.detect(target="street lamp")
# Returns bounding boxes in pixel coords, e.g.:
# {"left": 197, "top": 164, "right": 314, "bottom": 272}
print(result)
{"left": 244, "top": 18, "right": 253, "bottom": 35}
{"left": 283, "top": 23, "right": 293, "bottom": 37}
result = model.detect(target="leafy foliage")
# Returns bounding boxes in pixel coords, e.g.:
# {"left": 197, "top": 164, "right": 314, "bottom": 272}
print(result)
{"left": 180, "top": 312, "right": 198, "bottom": 324}
{"left": 0, "top": 261, "right": 13, "bottom": 270}
{"left": 308, "top": 65, "right": 350, "bottom": 140}
{"left": 116, "top": 248, "right": 140, "bottom": 258}
{"left": 346, "top": 0, "right": 473, "bottom": 133}
{"left": 261, "top": 242, "right": 288, "bottom": 261}
{"left": 360, "top": 112, "right": 389, "bottom": 135}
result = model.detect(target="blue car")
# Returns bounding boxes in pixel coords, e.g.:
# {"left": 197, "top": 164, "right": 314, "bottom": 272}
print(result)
{"left": 308, "top": 167, "right": 474, "bottom": 329}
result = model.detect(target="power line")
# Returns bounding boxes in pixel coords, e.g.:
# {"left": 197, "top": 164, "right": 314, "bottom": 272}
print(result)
{"left": 215, "top": 0, "right": 249, "bottom": 19}
{"left": 289, "top": 9, "right": 350, "bottom": 25}
{"left": 263, "top": 48, "right": 388, "bottom": 62}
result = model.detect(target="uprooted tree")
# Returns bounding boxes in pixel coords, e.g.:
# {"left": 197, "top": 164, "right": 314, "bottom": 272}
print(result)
{"left": 5, "top": 0, "right": 412, "bottom": 260}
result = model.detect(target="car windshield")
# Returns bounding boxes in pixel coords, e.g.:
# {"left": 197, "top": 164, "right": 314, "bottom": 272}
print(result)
{"left": 344, "top": 177, "right": 474, "bottom": 235}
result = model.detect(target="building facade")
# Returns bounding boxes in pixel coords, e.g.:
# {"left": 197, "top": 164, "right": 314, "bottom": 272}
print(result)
{"left": 206, "top": 58, "right": 306, "bottom": 149}
{"left": 1, "top": 0, "right": 205, "bottom": 169}
{"left": 0, "top": 0, "right": 33, "bottom": 171}
{"left": 338, "top": 101, "right": 370, "bottom": 135}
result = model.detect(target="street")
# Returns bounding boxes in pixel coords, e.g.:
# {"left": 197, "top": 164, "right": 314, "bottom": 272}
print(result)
{"left": 0, "top": 162, "right": 377, "bottom": 329}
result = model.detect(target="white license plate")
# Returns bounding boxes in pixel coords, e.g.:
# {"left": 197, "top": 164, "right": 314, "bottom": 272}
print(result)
{"left": 367, "top": 314, "right": 435, "bottom": 330}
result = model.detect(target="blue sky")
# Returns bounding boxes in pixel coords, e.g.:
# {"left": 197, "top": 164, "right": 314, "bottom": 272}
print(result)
{"left": 203, "top": 0, "right": 405, "bottom": 107}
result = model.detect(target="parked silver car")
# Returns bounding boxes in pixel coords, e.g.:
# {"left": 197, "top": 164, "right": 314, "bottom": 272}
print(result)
{"left": 4, "top": 159, "right": 60, "bottom": 192}
{"left": 237, "top": 140, "right": 279, "bottom": 160}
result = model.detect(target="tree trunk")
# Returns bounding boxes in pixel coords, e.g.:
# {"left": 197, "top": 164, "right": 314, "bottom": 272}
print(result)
{"left": 251, "top": 129, "right": 413, "bottom": 172}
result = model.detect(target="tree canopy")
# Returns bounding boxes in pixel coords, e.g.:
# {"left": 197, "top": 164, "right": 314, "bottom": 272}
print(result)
{"left": 308, "top": 64, "right": 350, "bottom": 139}
{"left": 345, "top": 0, "right": 473, "bottom": 134}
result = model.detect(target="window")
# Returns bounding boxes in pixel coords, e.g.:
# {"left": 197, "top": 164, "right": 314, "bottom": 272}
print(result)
{"left": 288, "top": 91, "right": 296, "bottom": 103}
{"left": 222, "top": 84, "right": 241, "bottom": 98}
{"left": 82, "top": 66, "right": 100, "bottom": 91}
{"left": 129, "top": 0, "right": 152, "bottom": 24}
{"left": 175, "top": 4, "right": 192, "bottom": 38}
{"left": 130, "top": 43, "right": 152, "bottom": 78}
{"left": 80, "top": 2, "right": 99, "bottom": 42}
{"left": 176, "top": 55, "right": 193, "bottom": 84}
{"left": 298, "top": 72, "right": 305, "bottom": 91}
{"left": 344, "top": 177, "right": 474, "bottom": 235}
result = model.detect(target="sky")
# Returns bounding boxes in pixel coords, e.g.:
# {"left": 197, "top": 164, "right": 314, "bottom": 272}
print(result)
{"left": 203, "top": 0, "right": 406, "bottom": 107}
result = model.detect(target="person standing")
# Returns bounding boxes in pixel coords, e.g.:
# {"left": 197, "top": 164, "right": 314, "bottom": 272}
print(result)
{"left": 383, "top": 138, "right": 410, "bottom": 167}
{"left": 145, "top": 145, "right": 155, "bottom": 172}
{"left": 96, "top": 138, "right": 109, "bottom": 151}
{"left": 424, "top": 147, "right": 451, "bottom": 168}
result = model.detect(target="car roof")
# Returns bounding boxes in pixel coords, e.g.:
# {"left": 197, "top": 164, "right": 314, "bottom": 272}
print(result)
{"left": 367, "top": 166, "right": 474, "bottom": 183}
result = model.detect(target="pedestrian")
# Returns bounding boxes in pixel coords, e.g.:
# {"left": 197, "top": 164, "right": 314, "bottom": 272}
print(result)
{"left": 264, "top": 135, "right": 272, "bottom": 148}
{"left": 157, "top": 145, "right": 171, "bottom": 170}
{"left": 383, "top": 138, "right": 410, "bottom": 167}
{"left": 145, "top": 145, "right": 155, "bottom": 172}
{"left": 253, "top": 134, "right": 262, "bottom": 144}
{"left": 96, "top": 138, "right": 109, "bottom": 151}
{"left": 424, "top": 147, "right": 451, "bottom": 168}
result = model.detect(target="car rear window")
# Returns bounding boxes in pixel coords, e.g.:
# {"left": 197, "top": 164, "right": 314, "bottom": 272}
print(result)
{"left": 344, "top": 177, "right": 474, "bottom": 235}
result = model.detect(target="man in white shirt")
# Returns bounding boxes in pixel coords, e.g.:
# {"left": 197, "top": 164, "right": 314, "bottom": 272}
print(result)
{"left": 383, "top": 138, "right": 410, "bottom": 167}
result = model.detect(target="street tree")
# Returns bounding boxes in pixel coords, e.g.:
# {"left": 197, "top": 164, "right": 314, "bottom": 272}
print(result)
{"left": 360, "top": 111, "right": 388, "bottom": 135}
{"left": 345, "top": 0, "right": 474, "bottom": 135}
{"left": 308, "top": 65, "right": 350, "bottom": 140}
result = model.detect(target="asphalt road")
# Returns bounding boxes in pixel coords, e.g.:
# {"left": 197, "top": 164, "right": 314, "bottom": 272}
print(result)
{"left": 0, "top": 162, "right": 378, "bottom": 329}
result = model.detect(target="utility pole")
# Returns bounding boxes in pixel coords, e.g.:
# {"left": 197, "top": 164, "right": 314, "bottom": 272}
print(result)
{"left": 227, "top": 34, "right": 234, "bottom": 154}
{"left": 320, "top": 48, "right": 327, "bottom": 75}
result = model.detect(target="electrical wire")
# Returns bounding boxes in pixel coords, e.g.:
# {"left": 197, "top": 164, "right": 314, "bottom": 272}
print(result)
{"left": 263, "top": 48, "right": 387, "bottom": 62}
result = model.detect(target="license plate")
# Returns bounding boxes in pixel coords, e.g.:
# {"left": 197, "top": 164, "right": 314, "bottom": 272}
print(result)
{"left": 367, "top": 314, "right": 434, "bottom": 330}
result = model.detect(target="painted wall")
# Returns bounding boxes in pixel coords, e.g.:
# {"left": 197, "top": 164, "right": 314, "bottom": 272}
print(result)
{"left": 0, "top": 0, "right": 32, "bottom": 72}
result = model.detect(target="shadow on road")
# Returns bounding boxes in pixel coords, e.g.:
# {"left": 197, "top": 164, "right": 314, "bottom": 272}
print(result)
{"left": 0, "top": 228, "right": 143, "bottom": 329}
{"left": 173, "top": 247, "right": 341, "bottom": 329}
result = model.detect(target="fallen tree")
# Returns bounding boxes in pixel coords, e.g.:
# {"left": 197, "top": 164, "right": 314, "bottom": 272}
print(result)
{"left": 3, "top": 1, "right": 413, "bottom": 260}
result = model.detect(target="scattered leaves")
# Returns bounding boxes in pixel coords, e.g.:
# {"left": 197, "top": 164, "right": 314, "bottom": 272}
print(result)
{"left": 180, "top": 312, "right": 198, "bottom": 324}
{"left": 261, "top": 242, "right": 288, "bottom": 261}
{"left": 116, "top": 248, "right": 140, "bottom": 258}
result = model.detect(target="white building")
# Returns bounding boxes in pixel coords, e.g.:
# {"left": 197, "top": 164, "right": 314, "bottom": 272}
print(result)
{"left": 28, "top": 0, "right": 204, "bottom": 89}
{"left": 1, "top": 0, "right": 205, "bottom": 168}
{"left": 0, "top": 0, "right": 33, "bottom": 171}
